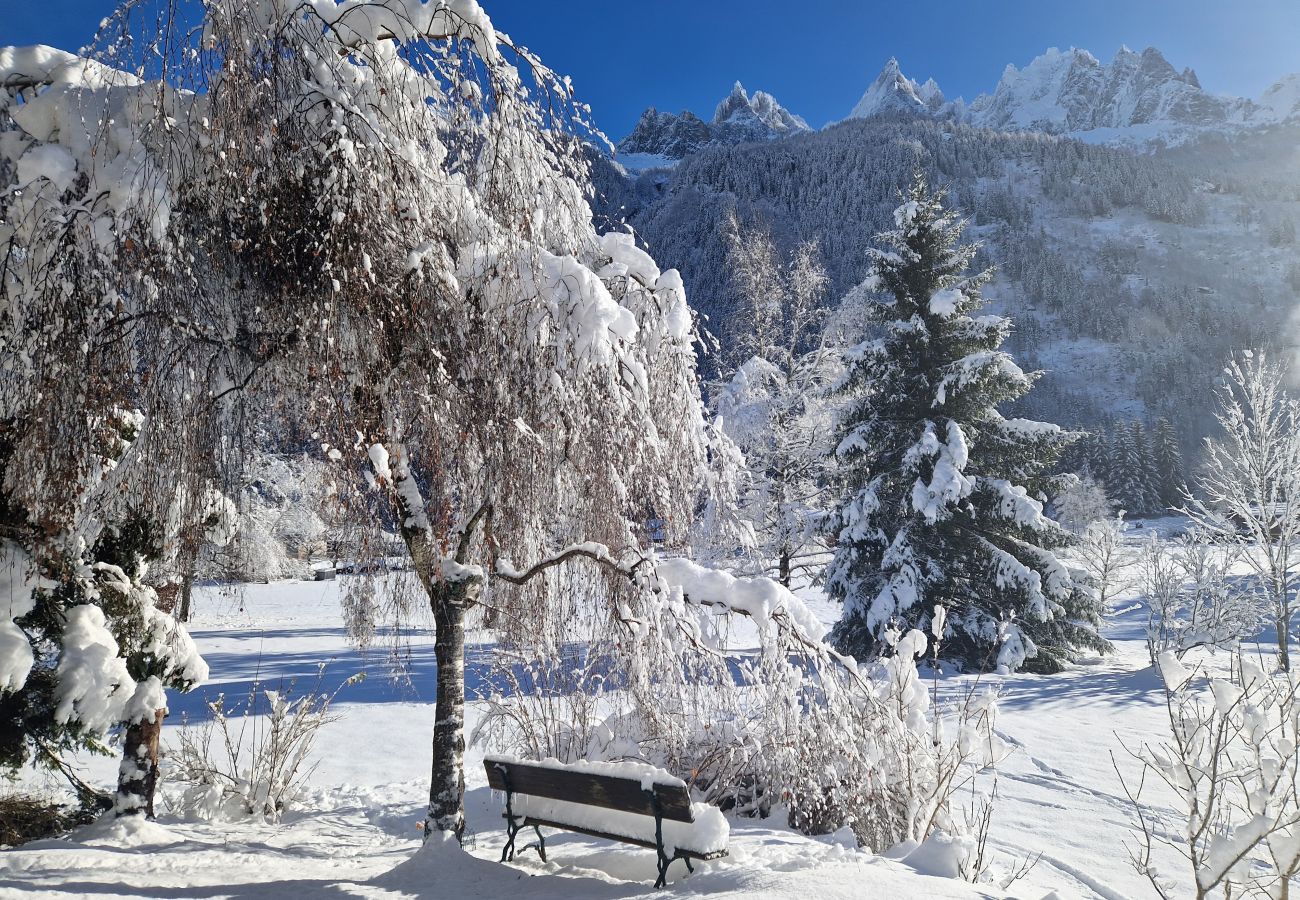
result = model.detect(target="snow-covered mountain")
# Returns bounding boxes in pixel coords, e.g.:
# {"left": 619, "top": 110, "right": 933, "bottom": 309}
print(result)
{"left": 619, "top": 46, "right": 1299, "bottom": 162}
{"left": 970, "top": 46, "right": 1248, "bottom": 134}
{"left": 846, "top": 47, "right": 1300, "bottom": 139}
{"left": 713, "top": 81, "right": 810, "bottom": 135}
{"left": 848, "top": 57, "right": 948, "bottom": 120}
{"left": 617, "top": 82, "right": 809, "bottom": 163}
{"left": 1258, "top": 74, "right": 1300, "bottom": 123}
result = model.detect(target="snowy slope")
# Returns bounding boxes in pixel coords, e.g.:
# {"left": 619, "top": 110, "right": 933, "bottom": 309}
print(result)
{"left": 0, "top": 553, "right": 1265, "bottom": 899}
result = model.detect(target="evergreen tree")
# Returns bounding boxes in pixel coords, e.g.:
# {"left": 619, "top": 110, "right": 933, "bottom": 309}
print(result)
{"left": 1100, "top": 424, "right": 1124, "bottom": 502}
{"left": 1112, "top": 421, "right": 1160, "bottom": 515}
{"left": 1151, "top": 417, "right": 1186, "bottom": 508}
{"left": 0, "top": 417, "right": 207, "bottom": 816}
{"left": 826, "top": 176, "right": 1109, "bottom": 673}
{"left": 1132, "top": 422, "right": 1162, "bottom": 513}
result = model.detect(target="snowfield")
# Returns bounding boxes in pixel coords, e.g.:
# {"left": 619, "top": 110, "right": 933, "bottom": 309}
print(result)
{"left": 0, "top": 547, "right": 1274, "bottom": 899}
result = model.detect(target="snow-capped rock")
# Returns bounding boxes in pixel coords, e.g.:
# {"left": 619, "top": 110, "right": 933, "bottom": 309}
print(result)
{"left": 617, "top": 83, "right": 808, "bottom": 161}
{"left": 848, "top": 58, "right": 933, "bottom": 120}
{"left": 970, "top": 46, "right": 1250, "bottom": 134}
{"left": 713, "top": 81, "right": 810, "bottom": 135}
{"left": 617, "top": 107, "right": 714, "bottom": 159}
{"left": 843, "top": 47, "right": 1294, "bottom": 141}
{"left": 1258, "top": 74, "right": 1300, "bottom": 123}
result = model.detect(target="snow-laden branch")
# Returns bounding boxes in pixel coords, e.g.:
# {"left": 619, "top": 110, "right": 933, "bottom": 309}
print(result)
{"left": 493, "top": 544, "right": 829, "bottom": 639}
{"left": 0, "top": 44, "right": 141, "bottom": 91}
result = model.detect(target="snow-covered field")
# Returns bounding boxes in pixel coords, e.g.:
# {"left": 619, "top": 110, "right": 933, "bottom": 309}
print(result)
{"left": 0, "top": 551, "right": 1269, "bottom": 899}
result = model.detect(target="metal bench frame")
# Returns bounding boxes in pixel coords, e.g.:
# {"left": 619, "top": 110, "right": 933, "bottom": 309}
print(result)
{"left": 487, "top": 759, "right": 726, "bottom": 888}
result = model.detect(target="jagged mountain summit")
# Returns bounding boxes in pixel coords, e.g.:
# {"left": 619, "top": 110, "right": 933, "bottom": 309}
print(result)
{"left": 848, "top": 57, "right": 948, "bottom": 119}
{"left": 970, "top": 46, "right": 1246, "bottom": 133}
{"left": 713, "top": 81, "right": 810, "bottom": 135}
{"left": 846, "top": 47, "right": 1299, "bottom": 138}
{"left": 617, "top": 82, "right": 809, "bottom": 164}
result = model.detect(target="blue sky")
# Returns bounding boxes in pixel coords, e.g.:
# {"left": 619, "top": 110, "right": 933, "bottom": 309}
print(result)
{"left": 6, "top": 0, "right": 1298, "bottom": 138}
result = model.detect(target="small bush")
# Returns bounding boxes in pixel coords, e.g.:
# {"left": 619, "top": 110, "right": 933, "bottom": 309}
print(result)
{"left": 165, "top": 667, "right": 358, "bottom": 822}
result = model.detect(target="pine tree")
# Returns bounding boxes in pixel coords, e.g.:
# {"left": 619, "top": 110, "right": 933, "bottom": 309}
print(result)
{"left": 826, "top": 175, "right": 1109, "bottom": 673}
{"left": 1100, "top": 424, "right": 1124, "bottom": 502}
{"left": 1132, "top": 422, "right": 1162, "bottom": 514}
{"left": 1112, "top": 421, "right": 1160, "bottom": 515}
{"left": 1151, "top": 417, "right": 1186, "bottom": 508}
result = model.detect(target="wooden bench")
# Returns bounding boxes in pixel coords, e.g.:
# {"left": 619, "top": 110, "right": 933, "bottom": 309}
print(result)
{"left": 484, "top": 756, "right": 728, "bottom": 888}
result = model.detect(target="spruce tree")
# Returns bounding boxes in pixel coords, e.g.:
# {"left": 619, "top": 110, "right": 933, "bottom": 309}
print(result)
{"left": 1112, "top": 421, "right": 1160, "bottom": 515}
{"left": 1131, "top": 422, "right": 1162, "bottom": 513}
{"left": 1151, "top": 417, "right": 1186, "bottom": 508}
{"left": 827, "top": 175, "right": 1109, "bottom": 673}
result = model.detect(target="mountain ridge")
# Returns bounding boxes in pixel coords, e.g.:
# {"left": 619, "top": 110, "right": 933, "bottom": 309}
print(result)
{"left": 850, "top": 46, "right": 1299, "bottom": 138}
{"left": 617, "top": 82, "right": 809, "bottom": 163}
{"left": 616, "top": 47, "right": 1300, "bottom": 164}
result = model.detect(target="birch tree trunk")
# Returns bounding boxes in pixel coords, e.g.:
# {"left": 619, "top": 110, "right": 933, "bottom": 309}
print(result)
{"left": 428, "top": 582, "right": 472, "bottom": 838}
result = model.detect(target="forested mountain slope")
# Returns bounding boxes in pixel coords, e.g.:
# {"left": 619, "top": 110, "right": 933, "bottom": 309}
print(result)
{"left": 593, "top": 117, "right": 1300, "bottom": 452}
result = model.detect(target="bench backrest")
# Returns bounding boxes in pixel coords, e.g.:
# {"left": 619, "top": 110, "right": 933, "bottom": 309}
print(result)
{"left": 484, "top": 758, "right": 695, "bottom": 823}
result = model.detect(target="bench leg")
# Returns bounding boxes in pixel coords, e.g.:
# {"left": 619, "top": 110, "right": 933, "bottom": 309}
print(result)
{"left": 531, "top": 824, "right": 547, "bottom": 863}
{"left": 654, "top": 853, "right": 670, "bottom": 890}
{"left": 503, "top": 817, "right": 546, "bottom": 864}
{"left": 501, "top": 815, "right": 519, "bottom": 862}
{"left": 654, "top": 854, "right": 694, "bottom": 888}
{"left": 518, "top": 824, "right": 546, "bottom": 862}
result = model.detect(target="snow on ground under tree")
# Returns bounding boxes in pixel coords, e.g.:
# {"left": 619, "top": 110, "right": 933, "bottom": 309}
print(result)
{"left": 0, "top": 542, "right": 1273, "bottom": 899}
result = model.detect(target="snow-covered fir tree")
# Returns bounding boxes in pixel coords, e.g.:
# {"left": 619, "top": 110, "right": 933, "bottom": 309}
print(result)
{"left": 1107, "top": 422, "right": 1162, "bottom": 515}
{"left": 1150, "top": 417, "right": 1186, "bottom": 508}
{"left": 0, "top": 421, "right": 207, "bottom": 815}
{"left": 826, "top": 175, "right": 1109, "bottom": 673}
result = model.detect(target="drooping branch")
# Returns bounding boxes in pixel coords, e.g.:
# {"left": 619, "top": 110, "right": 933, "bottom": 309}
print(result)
{"left": 492, "top": 541, "right": 635, "bottom": 585}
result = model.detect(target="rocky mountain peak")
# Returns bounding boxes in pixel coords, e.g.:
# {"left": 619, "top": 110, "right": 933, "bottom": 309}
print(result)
{"left": 618, "top": 83, "right": 808, "bottom": 162}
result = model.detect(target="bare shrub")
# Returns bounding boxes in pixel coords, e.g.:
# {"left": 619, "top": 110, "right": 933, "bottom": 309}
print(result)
{"left": 167, "top": 668, "right": 359, "bottom": 822}
{"left": 1142, "top": 532, "right": 1265, "bottom": 664}
{"left": 1117, "top": 650, "right": 1300, "bottom": 899}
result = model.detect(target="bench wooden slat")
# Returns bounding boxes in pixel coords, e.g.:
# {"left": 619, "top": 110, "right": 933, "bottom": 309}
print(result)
{"left": 484, "top": 758, "right": 695, "bottom": 823}
{"left": 514, "top": 814, "right": 727, "bottom": 861}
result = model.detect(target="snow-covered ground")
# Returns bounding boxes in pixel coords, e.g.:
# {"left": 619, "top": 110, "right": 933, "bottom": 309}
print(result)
{"left": 0, "top": 544, "right": 1274, "bottom": 899}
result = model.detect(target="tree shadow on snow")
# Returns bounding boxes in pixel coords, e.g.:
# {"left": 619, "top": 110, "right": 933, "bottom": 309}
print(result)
{"left": 169, "top": 640, "right": 623, "bottom": 723}
{"left": 992, "top": 664, "right": 1166, "bottom": 710}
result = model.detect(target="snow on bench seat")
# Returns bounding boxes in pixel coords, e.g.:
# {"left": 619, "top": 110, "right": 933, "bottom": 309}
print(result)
{"left": 484, "top": 755, "right": 729, "bottom": 877}
{"left": 512, "top": 791, "right": 728, "bottom": 857}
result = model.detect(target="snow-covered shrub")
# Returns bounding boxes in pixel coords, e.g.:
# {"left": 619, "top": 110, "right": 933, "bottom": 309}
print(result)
{"left": 168, "top": 669, "right": 358, "bottom": 823}
{"left": 475, "top": 558, "right": 1006, "bottom": 859}
{"left": 1053, "top": 473, "right": 1114, "bottom": 534}
{"left": 224, "top": 455, "right": 329, "bottom": 583}
{"left": 1141, "top": 532, "right": 1265, "bottom": 664}
{"left": 1075, "top": 512, "right": 1134, "bottom": 610}
{"left": 1118, "top": 651, "right": 1300, "bottom": 899}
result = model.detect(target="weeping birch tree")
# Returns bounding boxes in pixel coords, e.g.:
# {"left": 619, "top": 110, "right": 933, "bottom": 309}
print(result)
{"left": 5, "top": 0, "right": 710, "bottom": 837}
